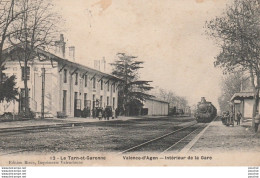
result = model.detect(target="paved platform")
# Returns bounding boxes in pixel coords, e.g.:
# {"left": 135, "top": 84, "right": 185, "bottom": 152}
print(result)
{"left": 0, "top": 115, "right": 168, "bottom": 130}
{"left": 187, "top": 118, "right": 260, "bottom": 153}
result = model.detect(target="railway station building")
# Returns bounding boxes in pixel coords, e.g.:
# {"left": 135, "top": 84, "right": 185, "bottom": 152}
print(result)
{"left": 230, "top": 92, "right": 260, "bottom": 121}
{"left": 0, "top": 35, "right": 121, "bottom": 118}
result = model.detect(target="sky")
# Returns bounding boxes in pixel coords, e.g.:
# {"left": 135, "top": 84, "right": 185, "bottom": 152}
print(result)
{"left": 53, "top": 0, "right": 232, "bottom": 108}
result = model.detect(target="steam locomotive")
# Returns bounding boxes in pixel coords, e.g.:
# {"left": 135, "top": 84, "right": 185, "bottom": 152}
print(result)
{"left": 195, "top": 97, "right": 217, "bottom": 123}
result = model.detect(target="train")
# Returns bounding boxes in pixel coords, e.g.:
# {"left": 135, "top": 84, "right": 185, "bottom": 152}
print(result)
{"left": 195, "top": 97, "right": 217, "bottom": 123}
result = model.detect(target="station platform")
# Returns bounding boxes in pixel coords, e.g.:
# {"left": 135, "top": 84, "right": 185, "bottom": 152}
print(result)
{"left": 0, "top": 115, "right": 168, "bottom": 130}
{"left": 187, "top": 118, "right": 260, "bottom": 153}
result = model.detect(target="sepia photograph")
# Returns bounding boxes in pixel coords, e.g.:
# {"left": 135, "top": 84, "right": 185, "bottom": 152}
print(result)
{"left": 0, "top": 0, "right": 259, "bottom": 167}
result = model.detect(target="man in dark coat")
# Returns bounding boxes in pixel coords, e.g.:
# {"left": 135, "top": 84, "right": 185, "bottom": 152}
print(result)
{"left": 236, "top": 111, "right": 242, "bottom": 125}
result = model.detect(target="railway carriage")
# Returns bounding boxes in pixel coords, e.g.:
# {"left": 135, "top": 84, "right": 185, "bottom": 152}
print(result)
{"left": 195, "top": 97, "right": 217, "bottom": 123}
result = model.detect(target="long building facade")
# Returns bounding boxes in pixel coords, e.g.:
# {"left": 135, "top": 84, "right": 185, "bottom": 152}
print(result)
{"left": 0, "top": 43, "right": 121, "bottom": 118}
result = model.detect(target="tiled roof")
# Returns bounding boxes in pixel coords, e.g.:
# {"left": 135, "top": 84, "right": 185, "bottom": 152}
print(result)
{"left": 3, "top": 45, "right": 122, "bottom": 81}
{"left": 147, "top": 97, "right": 169, "bottom": 104}
{"left": 230, "top": 92, "right": 254, "bottom": 101}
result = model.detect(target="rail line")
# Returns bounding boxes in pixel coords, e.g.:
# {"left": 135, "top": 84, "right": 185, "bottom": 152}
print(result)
{"left": 161, "top": 123, "right": 206, "bottom": 153}
{"left": 0, "top": 125, "right": 77, "bottom": 137}
{"left": 0, "top": 131, "right": 85, "bottom": 156}
{"left": 0, "top": 118, "right": 200, "bottom": 155}
{"left": 119, "top": 122, "right": 204, "bottom": 154}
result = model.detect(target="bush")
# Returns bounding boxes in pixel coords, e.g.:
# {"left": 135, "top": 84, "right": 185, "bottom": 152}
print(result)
{"left": 18, "top": 111, "right": 36, "bottom": 119}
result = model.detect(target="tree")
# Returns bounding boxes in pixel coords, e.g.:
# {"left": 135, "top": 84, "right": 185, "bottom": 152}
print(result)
{"left": 156, "top": 88, "right": 188, "bottom": 108}
{"left": 205, "top": 0, "right": 260, "bottom": 127}
{"left": 0, "top": 75, "right": 18, "bottom": 102}
{"left": 8, "top": 0, "right": 61, "bottom": 115}
{"left": 218, "top": 71, "right": 250, "bottom": 113}
{"left": 0, "top": 0, "right": 24, "bottom": 103}
{"left": 111, "top": 53, "right": 153, "bottom": 116}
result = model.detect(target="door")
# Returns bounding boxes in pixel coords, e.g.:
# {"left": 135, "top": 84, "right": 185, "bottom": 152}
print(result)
{"left": 74, "top": 92, "right": 81, "bottom": 117}
{"left": 62, "top": 90, "right": 67, "bottom": 114}
{"left": 20, "top": 88, "right": 30, "bottom": 112}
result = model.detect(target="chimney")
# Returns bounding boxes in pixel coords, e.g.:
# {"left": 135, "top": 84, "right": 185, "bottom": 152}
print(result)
{"left": 94, "top": 60, "right": 100, "bottom": 70}
{"left": 68, "top": 46, "right": 75, "bottom": 61}
{"left": 101, "top": 57, "right": 106, "bottom": 72}
{"left": 55, "top": 34, "right": 66, "bottom": 58}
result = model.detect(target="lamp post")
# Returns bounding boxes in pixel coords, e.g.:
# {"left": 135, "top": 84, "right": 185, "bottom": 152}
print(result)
{"left": 41, "top": 67, "right": 45, "bottom": 119}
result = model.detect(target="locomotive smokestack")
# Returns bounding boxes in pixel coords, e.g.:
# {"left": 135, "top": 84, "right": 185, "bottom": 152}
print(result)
{"left": 201, "top": 97, "right": 206, "bottom": 103}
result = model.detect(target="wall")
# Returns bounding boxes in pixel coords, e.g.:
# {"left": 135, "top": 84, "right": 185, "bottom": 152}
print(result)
{"left": 0, "top": 59, "right": 59, "bottom": 117}
{"left": 243, "top": 99, "right": 253, "bottom": 118}
{"left": 1, "top": 58, "right": 119, "bottom": 118}
{"left": 143, "top": 99, "right": 169, "bottom": 116}
{"left": 58, "top": 64, "right": 119, "bottom": 117}
{"left": 242, "top": 99, "right": 260, "bottom": 119}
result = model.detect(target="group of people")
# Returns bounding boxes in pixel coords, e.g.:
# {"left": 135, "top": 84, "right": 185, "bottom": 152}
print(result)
{"left": 222, "top": 110, "right": 259, "bottom": 132}
{"left": 221, "top": 110, "right": 242, "bottom": 126}
{"left": 92, "top": 107, "right": 117, "bottom": 120}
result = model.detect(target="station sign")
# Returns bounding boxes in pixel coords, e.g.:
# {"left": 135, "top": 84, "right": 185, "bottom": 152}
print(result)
{"left": 234, "top": 100, "right": 241, "bottom": 104}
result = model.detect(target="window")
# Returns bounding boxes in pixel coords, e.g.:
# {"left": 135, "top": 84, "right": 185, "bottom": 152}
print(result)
{"left": 84, "top": 93, "right": 88, "bottom": 108}
{"left": 84, "top": 75, "right": 88, "bottom": 87}
{"left": 93, "top": 77, "right": 96, "bottom": 89}
{"left": 107, "top": 96, "right": 109, "bottom": 106}
{"left": 21, "top": 67, "right": 30, "bottom": 80}
{"left": 20, "top": 88, "right": 30, "bottom": 111}
{"left": 113, "top": 84, "right": 116, "bottom": 93}
{"left": 100, "top": 96, "right": 103, "bottom": 107}
{"left": 93, "top": 95, "right": 96, "bottom": 108}
{"left": 62, "top": 90, "right": 67, "bottom": 113}
{"left": 74, "top": 92, "right": 81, "bottom": 112}
{"left": 74, "top": 92, "right": 78, "bottom": 100}
{"left": 75, "top": 73, "right": 78, "bottom": 85}
{"left": 113, "top": 97, "right": 115, "bottom": 109}
{"left": 64, "top": 69, "right": 67, "bottom": 83}
{"left": 101, "top": 80, "right": 103, "bottom": 90}
{"left": 107, "top": 81, "right": 109, "bottom": 91}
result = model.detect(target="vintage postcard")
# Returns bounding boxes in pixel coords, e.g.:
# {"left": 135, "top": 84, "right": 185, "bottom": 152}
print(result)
{"left": 0, "top": 0, "right": 259, "bottom": 167}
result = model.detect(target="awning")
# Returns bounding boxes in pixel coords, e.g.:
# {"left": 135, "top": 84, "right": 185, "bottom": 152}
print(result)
{"left": 230, "top": 92, "right": 254, "bottom": 102}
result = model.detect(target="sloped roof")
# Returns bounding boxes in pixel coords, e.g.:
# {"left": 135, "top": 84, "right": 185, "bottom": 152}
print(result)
{"left": 230, "top": 92, "right": 254, "bottom": 101}
{"left": 146, "top": 97, "right": 169, "bottom": 104}
{"left": 3, "top": 45, "right": 122, "bottom": 81}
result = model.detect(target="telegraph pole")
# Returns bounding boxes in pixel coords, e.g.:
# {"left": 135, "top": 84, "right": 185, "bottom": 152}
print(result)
{"left": 41, "top": 67, "right": 45, "bottom": 119}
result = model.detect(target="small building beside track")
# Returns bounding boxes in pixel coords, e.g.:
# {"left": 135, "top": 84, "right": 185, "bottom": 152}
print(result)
{"left": 142, "top": 98, "right": 169, "bottom": 116}
{"left": 230, "top": 92, "right": 259, "bottom": 121}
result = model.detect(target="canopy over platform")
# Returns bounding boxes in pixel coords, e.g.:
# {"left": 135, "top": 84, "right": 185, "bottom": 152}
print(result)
{"left": 230, "top": 92, "right": 254, "bottom": 102}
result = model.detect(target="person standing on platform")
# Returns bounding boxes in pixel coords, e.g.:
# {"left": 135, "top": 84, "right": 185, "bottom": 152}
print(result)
{"left": 236, "top": 111, "right": 242, "bottom": 126}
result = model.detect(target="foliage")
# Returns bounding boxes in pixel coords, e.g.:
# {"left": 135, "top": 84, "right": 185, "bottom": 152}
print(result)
{"left": 206, "top": 0, "right": 260, "bottom": 73}
{"left": 111, "top": 53, "right": 153, "bottom": 116}
{"left": 6, "top": 0, "right": 62, "bottom": 115}
{"left": 0, "top": 74, "right": 18, "bottom": 102}
{"left": 0, "top": 0, "right": 25, "bottom": 103}
{"left": 155, "top": 88, "right": 188, "bottom": 109}
{"left": 218, "top": 71, "right": 250, "bottom": 113}
{"left": 18, "top": 110, "right": 35, "bottom": 119}
{"left": 205, "top": 0, "right": 260, "bottom": 125}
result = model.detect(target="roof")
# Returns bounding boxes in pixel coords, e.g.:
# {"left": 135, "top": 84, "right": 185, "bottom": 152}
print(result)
{"left": 146, "top": 97, "right": 169, "bottom": 104}
{"left": 230, "top": 92, "right": 254, "bottom": 101}
{"left": 3, "top": 45, "right": 122, "bottom": 81}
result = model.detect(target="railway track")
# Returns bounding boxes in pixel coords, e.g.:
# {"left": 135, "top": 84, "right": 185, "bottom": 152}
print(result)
{"left": 0, "top": 123, "right": 90, "bottom": 155}
{"left": 0, "top": 124, "right": 77, "bottom": 137}
{"left": 120, "top": 123, "right": 208, "bottom": 154}
{"left": 0, "top": 118, "right": 199, "bottom": 155}
{"left": 0, "top": 129, "right": 86, "bottom": 156}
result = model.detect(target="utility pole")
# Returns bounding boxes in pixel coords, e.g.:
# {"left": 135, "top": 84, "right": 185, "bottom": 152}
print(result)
{"left": 41, "top": 67, "right": 45, "bottom": 119}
